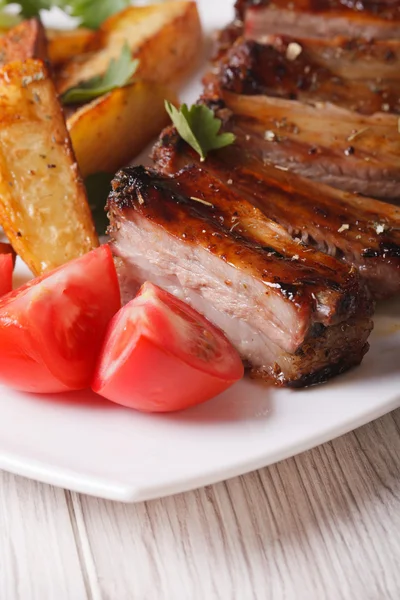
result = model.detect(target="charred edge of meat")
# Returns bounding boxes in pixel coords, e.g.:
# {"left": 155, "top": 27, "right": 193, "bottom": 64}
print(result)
{"left": 108, "top": 165, "right": 156, "bottom": 213}
{"left": 218, "top": 39, "right": 315, "bottom": 97}
{"left": 286, "top": 342, "right": 370, "bottom": 387}
{"left": 151, "top": 126, "right": 186, "bottom": 174}
{"left": 362, "top": 242, "right": 400, "bottom": 259}
{"left": 217, "top": 38, "right": 400, "bottom": 114}
{"left": 246, "top": 313, "right": 372, "bottom": 387}
{"left": 218, "top": 41, "right": 265, "bottom": 96}
{"left": 248, "top": 343, "right": 370, "bottom": 387}
{"left": 212, "top": 22, "right": 244, "bottom": 62}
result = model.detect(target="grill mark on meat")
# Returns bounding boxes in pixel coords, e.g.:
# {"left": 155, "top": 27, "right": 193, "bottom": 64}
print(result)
{"left": 215, "top": 39, "right": 400, "bottom": 115}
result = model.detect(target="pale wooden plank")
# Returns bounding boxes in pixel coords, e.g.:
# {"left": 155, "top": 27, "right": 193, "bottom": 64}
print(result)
{"left": 0, "top": 473, "right": 88, "bottom": 600}
{"left": 76, "top": 408, "right": 400, "bottom": 600}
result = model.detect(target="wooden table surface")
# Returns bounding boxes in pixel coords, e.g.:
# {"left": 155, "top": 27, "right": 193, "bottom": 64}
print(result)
{"left": 1, "top": 408, "right": 400, "bottom": 600}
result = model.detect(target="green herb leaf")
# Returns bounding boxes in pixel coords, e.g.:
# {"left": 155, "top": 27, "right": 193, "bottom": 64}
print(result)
{"left": 0, "top": 0, "right": 21, "bottom": 26}
{"left": 84, "top": 171, "right": 113, "bottom": 235}
{"left": 0, "top": 12, "right": 21, "bottom": 28}
{"left": 68, "top": 0, "right": 130, "bottom": 29}
{"left": 14, "top": 0, "right": 57, "bottom": 17}
{"left": 0, "top": 0, "right": 64, "bottom": 19}
{"left": 164, "top": 101, "right": 236, "bottom": 161}
{"left": 0, "top": 0, "right": 131, "bottom": 30}
{"left": 62, "top": 42, "right": 138, "bottom": 104}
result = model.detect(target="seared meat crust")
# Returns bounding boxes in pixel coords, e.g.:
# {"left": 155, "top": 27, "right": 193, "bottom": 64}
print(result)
{"left": 154, "top": 125, "right": 400, "bottom": 299}
{"left": 108, "top": 166, "right": 373, "bottom": 386}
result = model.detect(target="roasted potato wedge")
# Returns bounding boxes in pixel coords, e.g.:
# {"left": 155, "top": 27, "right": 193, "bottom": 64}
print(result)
{"left": 56, "top": 1, "right": 202, "bottom": 94}
{"left": 0, "top": 18, "right": 48, "bottom": 66}
{"left": 68, "top": 81, "right": 178, "bottom": 177}
{"left": 0, "top": 59, "right": 98, "bottom": 275}
{"left": 47, "top": 28, "right": 97, "bottom": 66}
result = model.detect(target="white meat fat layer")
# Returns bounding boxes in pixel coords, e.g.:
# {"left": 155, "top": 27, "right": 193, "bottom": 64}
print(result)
{"left": 111, "top": 215, "right": 305, "bottom": 358}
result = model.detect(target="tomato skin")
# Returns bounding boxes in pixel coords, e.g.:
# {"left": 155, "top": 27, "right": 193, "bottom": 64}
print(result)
{"left": 0, "top": 245, "right": 121, "bottom": 393}
{"left": 0, "top": 254, "right": 13, "bottom": 297}
{"left": 92, "top": 282, "right": 244, "bottom": 412}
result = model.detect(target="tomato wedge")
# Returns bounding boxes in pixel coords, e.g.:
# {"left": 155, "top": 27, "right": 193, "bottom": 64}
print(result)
{"left": 0, "top": 245, "right": 120, "bottom": 393}
{"left": 92, "top": 282, "right": 244, "bottom": 412}
{"left": 0, "top": 253, "right": 13, "bottom": 297}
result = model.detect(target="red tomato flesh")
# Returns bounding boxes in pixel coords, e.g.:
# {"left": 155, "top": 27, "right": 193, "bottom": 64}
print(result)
{"left": 0, "top": 245, "right": 120, "bottom": 393}
{"left": 0, "top": 253, "right": 13, "bottom": 297}
{"left": 92, "top": 282, "right": 244, "bottom": 412}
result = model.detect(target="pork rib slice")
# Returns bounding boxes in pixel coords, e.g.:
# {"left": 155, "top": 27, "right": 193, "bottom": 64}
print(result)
{"left": 261, "top": 34, "right": 400, "bottom": 83}
{"left": 238, "top": 0, "right": 400, "bottom": 41}
{"left": 154, "top": 126, "right": 400, "bottom": 299}
{"left": 214, "top": 91, "right": 400, "bottom": 199}
{"left": 235, "top": 0, "right": 400, "bottom": 18}
{"left": 107, "top": 165, "right": 373, "bottom": 387}
{"left": 215, "top": 39, "right": 400, "bottom": 115}
{"left": 214, "top": 26, "right": 400, "bottom": 81}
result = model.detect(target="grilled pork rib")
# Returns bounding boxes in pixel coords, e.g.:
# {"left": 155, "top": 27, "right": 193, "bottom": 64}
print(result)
{"left": 235, "top": 0, "right": 400, "bottom": 18}
{"left": 214, "top": 39, "right": 400, "bottom": 115}
{"left": 108, "top": 166, "right": 373, "bottom": 387}
{"left": 206, "top": 92, "right": 400, "bottom": 199}
{"left": 105, "top": 0, "right": 400, "bottom": 386}
{"left": 237, "top": 0, "right": 400, "bottom": 41}
{"left": 154, "top": 127, "right": 400, "bottom": 299}
{"left": 261, "top": 35, "right": 400, "bottom": 83}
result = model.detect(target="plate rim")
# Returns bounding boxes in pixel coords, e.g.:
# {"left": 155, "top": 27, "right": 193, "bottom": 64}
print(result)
{"left": 0, "top": 390, "right": 398, "bottom": 502}
{"left": 0, "top": 0, "right": 399, "bottom": 503}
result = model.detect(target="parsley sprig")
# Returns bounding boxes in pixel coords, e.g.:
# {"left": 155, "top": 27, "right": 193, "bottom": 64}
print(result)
{"left": 62, "top": 43, "right": 138, "bottom": 104}
{"left": 0, "top": 0, "right": 131, "bottom": 29}
{"left": 165, "top": 101, "right": 235, "bottom": 161}
{"left": 67, "top": 0, "right": 130, "bottom": 29}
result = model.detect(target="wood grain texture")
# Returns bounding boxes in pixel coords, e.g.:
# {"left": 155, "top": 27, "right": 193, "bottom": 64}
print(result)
{"left": 0, "top": 474, "right": 88, "bottom": 600}
{"left": 1, "top": 409, "right": 400, "bottom": 599}
{"left": 75, "top": 409, "right": 400, "bottom": 600}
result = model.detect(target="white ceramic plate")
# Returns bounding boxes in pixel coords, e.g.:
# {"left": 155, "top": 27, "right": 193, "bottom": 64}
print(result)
{"left": 0, "top": 0, "right": 399, "bottom": 503}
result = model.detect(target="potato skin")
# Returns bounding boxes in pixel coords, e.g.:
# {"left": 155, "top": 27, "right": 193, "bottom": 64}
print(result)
{"left": 68, "top": 81, "right": 178, "bottom": 177}
{"left": 56, "top": 1, "right": 203, "bottom": 94}
{"left": 47, "top": 28, "right": 97, "bottom": 66}
{"left": 0, "top": 3, "right": 203, "bottom": 275}
{"left": 0, "top": 18, "right": 48, "bottom": 67}
{"left": 0, "top": 59, "right": 98, "bottom": 275}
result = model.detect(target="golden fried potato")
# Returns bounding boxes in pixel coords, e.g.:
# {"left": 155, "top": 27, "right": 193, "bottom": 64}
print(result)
{"left": 68, "top": 81, "right": 177, "bottom": 177}
{"left": 56, "top": 1, "right": 202, "bottom": 94}
{"left": 47, "top": 27, "right": 97, "bottom": 66}
{"left": 0, "top": 18, "right": 48, "bottom": 66}
{"left": 0, "top": 59, "right": 98, "bottom": 275}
